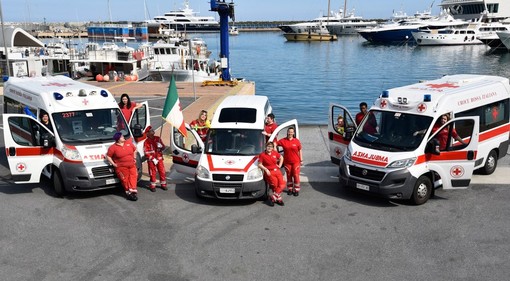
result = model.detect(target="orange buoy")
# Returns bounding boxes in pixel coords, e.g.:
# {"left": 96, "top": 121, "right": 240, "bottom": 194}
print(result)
{"left": 96, "top": 74, "right": 103, "bottom": 82}
{"left": 132, "top": 74, "right": 138, "bottom": 81}
{"left": 125, "top": 75, "right": 132, "bottom": 81}
{"left": 103, "top": 75, "right": 110, "bottom": 82}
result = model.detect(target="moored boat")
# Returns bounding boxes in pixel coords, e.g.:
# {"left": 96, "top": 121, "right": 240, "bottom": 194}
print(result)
{"left": 283, "top": 32, "right": 338, "bottom": 41}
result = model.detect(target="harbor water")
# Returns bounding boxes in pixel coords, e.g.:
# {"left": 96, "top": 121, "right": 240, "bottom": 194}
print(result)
{"left": 199, "top": 32, "right": 510, "bottom": 124}
{"left": 60, "top": 32, "right": 510, "bottom": 124}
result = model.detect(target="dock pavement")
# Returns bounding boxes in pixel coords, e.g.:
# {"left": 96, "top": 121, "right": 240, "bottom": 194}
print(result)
{"left": 1, "top": 81, "right": 508, "bottom": 187}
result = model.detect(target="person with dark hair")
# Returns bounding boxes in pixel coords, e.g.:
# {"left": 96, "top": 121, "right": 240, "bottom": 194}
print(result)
{"left": 106, "top": 132, "right": 139, "bottom": 201}
{"left": 277, "top": 127, "right": 303, "bottom": 196}
{"left": 355, "top": 102, "right": 368, "bottom": 125}
{"left": 258, "top": 141, "right": 285, "bottom": 207}
{"left": 431, "top": 114, "right": 466, "bottom": 150}
{"left": 190, "top": 110, "right": 211, "bottom": 142}
{"left": 143, "top": 126, "right": 167, "bottom": 192}
{"left": 40, "top": 112, "right": 53, "bottom": 132}
{"left": 262, "top": 113, "right": 277, "bottom": 142}
{"left": 118, "top": 93, "right": 142, "bottom": 122}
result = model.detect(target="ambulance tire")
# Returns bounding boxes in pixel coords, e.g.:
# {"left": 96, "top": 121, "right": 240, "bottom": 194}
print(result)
{"left": 411, "top": 176, "right": 432, "bottom": 205}
{"left": 480, "top": 150, "right": 498, "bottom": 175}
{"left": 260, "top": 182, "right": 269, "bottom": 201}
{"left": 136, "top": 154, "right": 142, "bottom": 182}
{"left": 53, "top": 170, "right": 65, "bottom": 197}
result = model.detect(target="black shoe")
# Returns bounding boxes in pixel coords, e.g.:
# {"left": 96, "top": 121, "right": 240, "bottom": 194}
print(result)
{"left": 268, "top": 200, "right": 275, "bottom": 207}
{"left": 287, "top": 189, "right": 293, "bottom": 195}
{"left": 276, "top": 200, "right": 285, "bottom": 206}
{"left": 150, "top": 187, "right": 156, "bottom": 192}
{"left": 161, "top": 185, "right": 168, "bottom": 191}
{"left": 293, "top": 190, "right": 299, "bottom": 197}
{"left": 127, "top": 193, "right": 138, "bottom": 201}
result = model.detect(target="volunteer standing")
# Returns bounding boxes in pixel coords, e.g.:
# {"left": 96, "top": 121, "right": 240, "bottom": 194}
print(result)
{"left": 107, "top": 132, "right": 139, "bottom": 201}
{"left": 118, "top": 93, "right": 143, "bottom": 122}
{"left": 143, "top": 126, "right": 167, "bottom": 192}
{"left": 190, "top": 110, "right": 210, "bottom": 142}
{"left": 258, "top": 141, "right": 285, "bottom": 206}
{"left": 262, "top": 113, "right": 277, "bottom": 142}
{"left": 277, "top": 127, "right": 302, "bottom": 196}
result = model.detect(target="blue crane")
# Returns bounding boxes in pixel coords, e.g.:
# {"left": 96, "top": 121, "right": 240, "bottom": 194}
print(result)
{"left": 210, "top": 0, "right": 235, "bottom": 81}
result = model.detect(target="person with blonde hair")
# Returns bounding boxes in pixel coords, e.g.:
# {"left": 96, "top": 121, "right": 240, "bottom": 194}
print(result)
{"left": 190, "top": 110, "right": 211, "bottom": 142}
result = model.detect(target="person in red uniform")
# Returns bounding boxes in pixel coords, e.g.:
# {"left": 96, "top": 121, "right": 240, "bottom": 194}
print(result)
{"left": 276, "top": 127, "right": 303, "bottom": 196}
{"left": 262, "top": 113, "right": 278, "bottom": 142}
{"left": 190, "top": 110, "right": 210, "bottom": 142}
{"left": 355, "top": 102, "right": 368, "bottom": 125}
{"left": 143, "top": 126, "right": 167, "bottom": 192}
{"left": 431, "top": 114, "right": 466, "bottom": 150}
{"left": 118, "top": 93, "right": 142, "bottom": 122}
{"left": 107, "top": 132, "right": 138, "bottom": 201}
{"left": 258, "top": 141, "right": 285, "bottom": 206}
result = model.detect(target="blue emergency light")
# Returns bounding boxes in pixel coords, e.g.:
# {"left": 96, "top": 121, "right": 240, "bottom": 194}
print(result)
{"left": 53, "top": 92, "right": 64, "bottom": 100}
{"left": 423, "top": 94, "right": 432, "bottom": 102}
{"left": 100, "top": 90, "right": 108, "bottom": 97}
{"left": 381, "top": 90, "right": 389, "bottom": 98}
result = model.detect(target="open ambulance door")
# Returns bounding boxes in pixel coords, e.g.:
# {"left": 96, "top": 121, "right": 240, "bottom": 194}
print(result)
{"left": 2, "top": 114, "right": 55, "bottom": 183}
{"left": 170, "top": 123, "right": 204, "bottom": 175}
{"left": 427, "top": 116, "right": 479, "bottom": 190}
{"left": 129, "top": 101, "right": 151, "bottom": 159}
{"left": 328, "top": 103, "right": 357, "bottom": 165}
{"left": 268, "top": 119, "right": 299, "bottom": 144}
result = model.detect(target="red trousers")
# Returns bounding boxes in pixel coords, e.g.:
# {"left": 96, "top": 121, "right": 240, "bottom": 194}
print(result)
{"left": 148, "top": 157, "right": 166, "bottom": 187}
{"left": 264, "top": 168, "right": 285, "bottom": 201}
{"left": 115, "top": 165, "right": 138, "bottom": 194}
{"left": 284, "top": 162, "right": 301, "bottom": 192}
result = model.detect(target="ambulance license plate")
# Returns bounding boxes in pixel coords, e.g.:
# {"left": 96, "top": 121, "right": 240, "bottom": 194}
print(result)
{"left": 356, "top": 183, "right": 370, "bottom": 191}
{"left": 106, "top": 178, "right": 117, "bottom": 185}
{"left": 219, "top": 188, "right": 235, "bottom": 194}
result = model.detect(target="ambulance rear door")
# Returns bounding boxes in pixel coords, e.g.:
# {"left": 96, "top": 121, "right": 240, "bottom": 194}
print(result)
{"left": 427, "top": 116, "right": 479, "bottom": 190}
{"left": 3, "top": 114, "right": 55, "bottom": 183}
{"left": 171, "top": 123, "right": 204, "bottom": 175}
{"left": 129, "top": 101, "right": 151, "bottom": 158}
{"left": 328, "top": 103, "right": 357, "bottom": 165}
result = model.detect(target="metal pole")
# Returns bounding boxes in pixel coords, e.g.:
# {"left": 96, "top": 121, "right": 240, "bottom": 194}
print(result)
{"left": 0, "top": 0, "right": 11, "bottom": 77}
{"left": 189, "top": 39, "right": 196, "bottom": 101}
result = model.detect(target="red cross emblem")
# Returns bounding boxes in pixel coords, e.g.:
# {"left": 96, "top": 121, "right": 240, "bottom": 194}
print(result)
{"left": 225, "top": 160, "right": 235, "bottom": 165}
{"left": 82, "top": 99, "right": 89, "bottom": 106}
{"left": 417, "top": 103, "right": 427, "bottom": 113}
{"left": 182, "top": 153, "right": 189, "bottom": 163}
{"left": 426, "top": 83, "right": 459, "bottom": 89}
{"left": 450, "top": 165, "right": 464, "bottom": 178}
{"left": 42, "top": 82, "right": 73, "bottom": 87}
{"left": 16, "top": 162, "right": 26, "bottom": 172}
{"left": 380, "top": 99, "right": 387, "bottom": 108}
{"left": 335, "top": 147, "right": 342, "bottom": 156}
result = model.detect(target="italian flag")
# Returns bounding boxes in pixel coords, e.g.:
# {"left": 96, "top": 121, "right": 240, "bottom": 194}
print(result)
{"left": 162, "top": 75, "right": 187, "bottom": 137}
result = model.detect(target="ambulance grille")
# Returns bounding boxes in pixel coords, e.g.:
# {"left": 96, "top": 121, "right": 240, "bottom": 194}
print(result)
{"left": 92, "top": 166, "right": 115, "bottom": 178}
{"left": 212, "top": 174, "right": 244, "bottom": 181}
{"left": 349, "top": 166, "right": 385, "bottom": 181}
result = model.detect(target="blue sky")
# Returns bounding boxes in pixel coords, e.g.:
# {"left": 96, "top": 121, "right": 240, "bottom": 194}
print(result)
{"left": 2, "top": 0, "right": 441, "bottom": 23}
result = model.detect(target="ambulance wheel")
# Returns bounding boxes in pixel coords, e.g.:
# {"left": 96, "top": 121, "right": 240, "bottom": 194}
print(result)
{"left": 136, "top": 154, "right": 142, "bottom": 181}
{"left": 481, "top": 150, "right": 498, "bottom": 175}
{"left": 53, "top": 170, "right": 65, "bottom": 197}
{"left": 261, "top": 182, "right": 269, "bottom": 201}
{"left": 411, "top": 176, "right": 432, "bottom": 205}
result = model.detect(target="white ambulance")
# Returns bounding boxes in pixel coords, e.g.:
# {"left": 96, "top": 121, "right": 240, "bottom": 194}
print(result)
{"left": 171, "top": 95, "right": 298, "bottom": 199}
{"left": 328, "top": 74, "right": 510, "bottom": 205}
{"left": 2, "top": 76, "right": 151, "bottom": 196}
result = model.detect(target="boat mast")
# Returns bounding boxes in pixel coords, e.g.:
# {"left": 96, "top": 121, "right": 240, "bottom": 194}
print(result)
{"left": 343, "top": 0, "right": 347, "bottom": 18}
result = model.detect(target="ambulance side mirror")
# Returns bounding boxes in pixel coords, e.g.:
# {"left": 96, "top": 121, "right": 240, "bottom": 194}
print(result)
{"left": 191, "top": 144, "right": 202, "bottom": 154}
{"left": 426, "top": 138, "right": 440, "bottom": 155}
{"left": 132, "top": 124, "right": 143, "bottom": 138}
{"left": 344, "top": 126, "right": 355, "bottom": 141}
{"left": 41, "top": 133, "right": 56, "bottom": 148}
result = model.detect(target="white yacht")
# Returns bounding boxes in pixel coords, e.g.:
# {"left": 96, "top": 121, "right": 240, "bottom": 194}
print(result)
{"left": 326, "top": 9, "right": 378, "bottom": 35}
{"left": 146, "top": 0, "right": 220, "bottom": 33}
{"left": 278, "top": 8, "right": 347, "bottom": 35}
{"left": 439, "top": 0, "right": 510, "bottom": 22}
{"left": 496, "top": 30, "right": 510, "bottom": 50}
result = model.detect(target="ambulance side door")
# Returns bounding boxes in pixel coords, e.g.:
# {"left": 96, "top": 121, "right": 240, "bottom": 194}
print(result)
{"left": 129, "top": 101, "right": 151, "bottom": 158}
{"left": 268, "top": 119, "right": 299, "bottom": 142}
{"left": 427, "top": 116, "right": 479, "bottom": 190}
{"left": 3, "top": 114, "right": 55, "bottom": 183}
{"left": 171, "top": 123, "right": 203, "bottom": 175}
{"left": 328, "top": 103, "right": 357, "bottom": 165}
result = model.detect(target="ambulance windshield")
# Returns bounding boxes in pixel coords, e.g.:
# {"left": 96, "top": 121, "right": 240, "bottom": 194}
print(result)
{"left": 354, "top": 110, "right": 433, "bottom": 152}
{"left": 205, "top": 129, "right": 264, "bottom": 156}
{"left": 52, "top": 109, "right": 130, "bottom": 144}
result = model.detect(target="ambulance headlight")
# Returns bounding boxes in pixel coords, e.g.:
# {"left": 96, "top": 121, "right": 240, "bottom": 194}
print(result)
{"left": 388, "top": 157, "right": 416, "bottom": 168}
{"left": 196, "top": 165, "right": 210, "bottom": 179}
{"left": 61, "top": 145, "right": 82, "bottom": 161}
{"left": 344, "top": 146, "right": 352, "bottom": 161}
{"left": 247, "top": 167, "right": 263, "bottom": 180}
